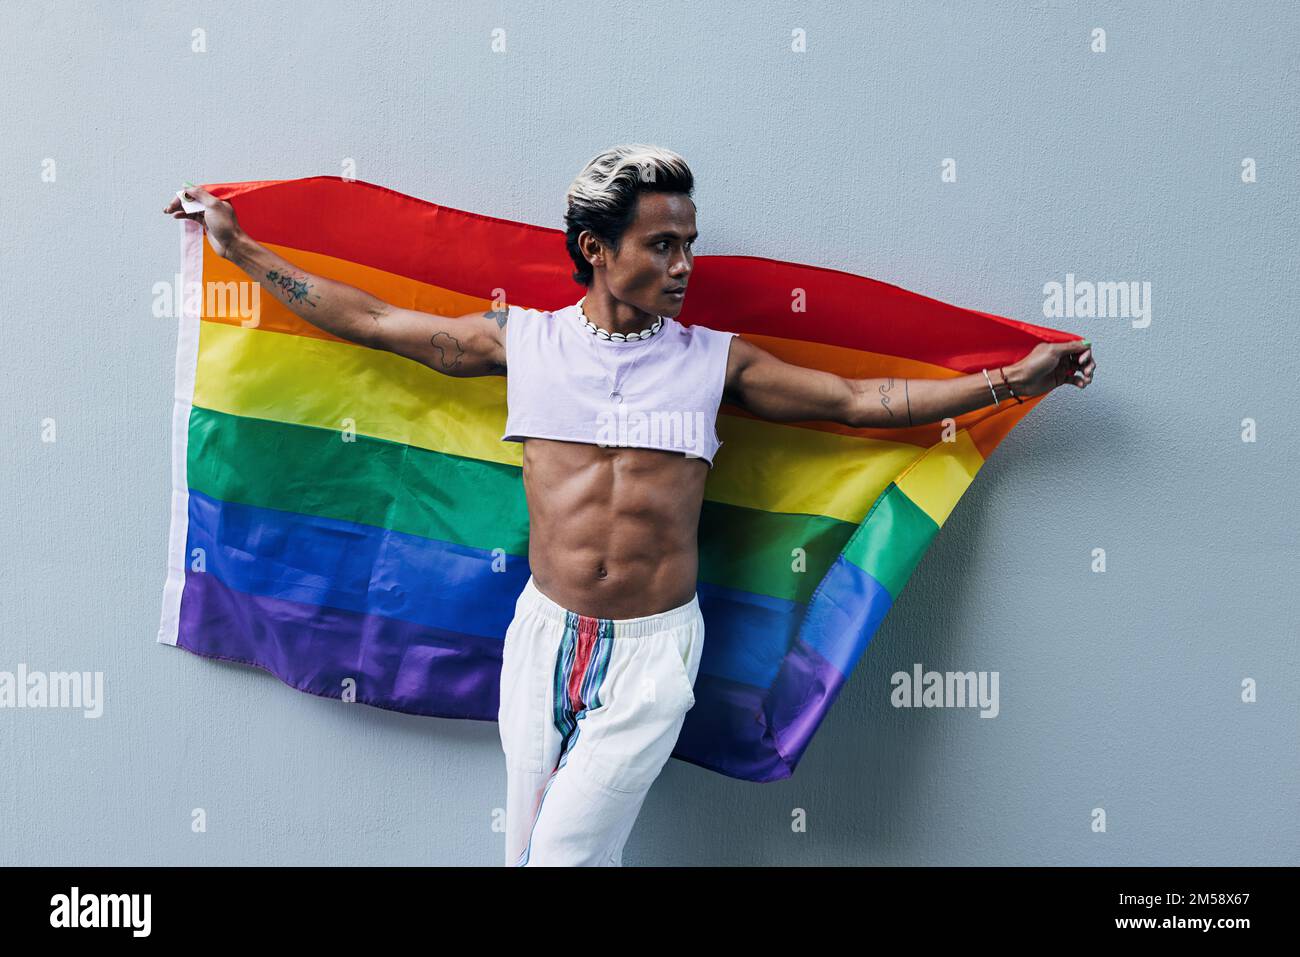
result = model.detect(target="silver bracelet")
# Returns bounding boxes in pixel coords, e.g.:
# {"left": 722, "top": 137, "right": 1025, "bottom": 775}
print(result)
{"left": 982, "top": 368, "right": 999, "bottom": 406}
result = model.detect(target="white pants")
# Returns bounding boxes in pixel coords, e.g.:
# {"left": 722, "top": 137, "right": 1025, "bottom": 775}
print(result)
{"left": 498, "top": 575, "right": 704, "bottom": 866}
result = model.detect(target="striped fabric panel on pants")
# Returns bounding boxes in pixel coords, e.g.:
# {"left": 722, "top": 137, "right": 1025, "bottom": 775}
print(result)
{"left": 515, "top": 612, "right": 614, "bottom": 866}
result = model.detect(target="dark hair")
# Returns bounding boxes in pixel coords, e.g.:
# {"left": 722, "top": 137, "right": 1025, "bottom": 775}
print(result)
{"left": 563, "top": 144, "right": 695, "bottom": 287}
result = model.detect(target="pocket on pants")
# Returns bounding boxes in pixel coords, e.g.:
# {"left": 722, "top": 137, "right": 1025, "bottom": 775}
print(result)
{"left": 578, "top": 632, "right": 698, "bottom": 795}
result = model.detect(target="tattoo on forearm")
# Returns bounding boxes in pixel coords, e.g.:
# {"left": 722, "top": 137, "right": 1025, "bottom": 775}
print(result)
{"left": 875, "top": 377, "right": 914, "bottom": 427}
{"left": 265, "top": 268, "right": 320, "bottom": 308}
{"left": 877, "top": 377, "right": 896, "bottom": 418}
{"left": 484, "top": 303, "right": 509, "bottom": 330}
{"left": 430, "top": 331, "right": 465, "bottom": 369}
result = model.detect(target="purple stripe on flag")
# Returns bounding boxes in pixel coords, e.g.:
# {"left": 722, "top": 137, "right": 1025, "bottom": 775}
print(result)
{"left": 177, "top": 567, "right": 506, "bottom": 720}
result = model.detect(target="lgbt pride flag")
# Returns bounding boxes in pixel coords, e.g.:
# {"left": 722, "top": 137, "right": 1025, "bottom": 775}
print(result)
{"left": 158, "top": 176, "right": 1074, "bottom": 783}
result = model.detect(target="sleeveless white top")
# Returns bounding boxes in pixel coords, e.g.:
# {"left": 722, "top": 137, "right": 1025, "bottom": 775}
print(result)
{"left": 500, "top": 302, "right": 737, "bottom": 468}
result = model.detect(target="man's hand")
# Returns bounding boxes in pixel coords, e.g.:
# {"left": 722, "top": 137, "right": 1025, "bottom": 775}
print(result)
{"left": 162, "top": 184, "right": 244, "bottom": 259}
{"left": 1007, "top": 340, "right": 1095, "bottom": 398}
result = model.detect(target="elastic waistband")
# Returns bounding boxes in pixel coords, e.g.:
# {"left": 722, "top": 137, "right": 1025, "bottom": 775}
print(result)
{"left": 518, "top": 575, "right": 700, "bottom": 638}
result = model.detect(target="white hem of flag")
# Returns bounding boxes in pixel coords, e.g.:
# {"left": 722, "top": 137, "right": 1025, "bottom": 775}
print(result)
{"left": 157, "top": 220, "right": 204, "bottom": 646}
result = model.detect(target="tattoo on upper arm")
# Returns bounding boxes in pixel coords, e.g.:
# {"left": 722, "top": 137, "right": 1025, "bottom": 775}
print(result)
{"left": 482, "top": 303, "right": 509, "bottom": 374}
{"left": 429, "top": 331, "right": 465, "bottom": 370}
{"left": 265, "top": 269, "right": 320, "bottom": 308}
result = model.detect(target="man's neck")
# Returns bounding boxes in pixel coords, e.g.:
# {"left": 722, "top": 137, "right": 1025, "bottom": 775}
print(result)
{"left": 581, "top": 293, "right": 660, "bottom": 337}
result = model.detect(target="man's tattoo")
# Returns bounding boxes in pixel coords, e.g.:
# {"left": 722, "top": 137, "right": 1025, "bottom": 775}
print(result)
{"left": 483, "top": 303, "right": 509, "bottom": 374}
{"left": 430, "top": 331, "right": 465, "bottom": 370}
{"left": 265, "top": 268, "right": 320, "bottom": 308}
{"left": 877, "top": 377, "right": 896, "bottom": 418}
{"left": 876, "top": 377, "right": 913, "bottom": 426}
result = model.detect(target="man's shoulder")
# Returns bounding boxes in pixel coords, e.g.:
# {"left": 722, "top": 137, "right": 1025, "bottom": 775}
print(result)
{"left": 673, "top": 314, "right": 732, "bottom": 336}
{"left": 507, "top": 302, "right": 574, "bottom": 325}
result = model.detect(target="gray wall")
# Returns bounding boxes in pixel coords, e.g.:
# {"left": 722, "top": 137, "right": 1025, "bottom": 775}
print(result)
{"left": 2, "top": 1, "right": 1296, "bottom": 866}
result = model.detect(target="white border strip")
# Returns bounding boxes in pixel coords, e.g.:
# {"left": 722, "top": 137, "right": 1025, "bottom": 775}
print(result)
{"left": 156, "top": 220, "right": 204, "bottom": 645}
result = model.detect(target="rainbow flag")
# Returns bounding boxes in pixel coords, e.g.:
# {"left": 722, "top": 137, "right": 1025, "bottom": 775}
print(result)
{"left": 158, "top": 176, "right": 1075, "bottom": 783}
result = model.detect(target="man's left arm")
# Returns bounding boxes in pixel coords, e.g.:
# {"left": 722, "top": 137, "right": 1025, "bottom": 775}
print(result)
{"left": 723, "top": 336, "right": 1096, "bottom": 428}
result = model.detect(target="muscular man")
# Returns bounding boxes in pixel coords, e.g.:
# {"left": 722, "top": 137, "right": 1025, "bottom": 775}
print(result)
{"left": 164, "top": 145, "right": 1095, "bottom": 866}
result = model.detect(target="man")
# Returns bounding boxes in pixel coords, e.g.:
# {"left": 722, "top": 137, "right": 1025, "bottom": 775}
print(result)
{"left": 164, "top": 144, "right": 1095, "bottom": 866}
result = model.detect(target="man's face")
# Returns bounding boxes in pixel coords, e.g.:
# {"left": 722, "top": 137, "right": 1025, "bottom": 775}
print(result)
{"left": 593, "top": 191, "right": 696, "bottom": 317}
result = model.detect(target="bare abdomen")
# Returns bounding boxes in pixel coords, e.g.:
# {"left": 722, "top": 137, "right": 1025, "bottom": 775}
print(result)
{"left": 520, "top": 438, "right": 709, "bottom": 619}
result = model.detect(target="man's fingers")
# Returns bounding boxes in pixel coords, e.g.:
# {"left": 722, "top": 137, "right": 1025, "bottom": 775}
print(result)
{"left": 1067, "top": 349, "right": 1095, "bottom": 375}
{"left": 167, "top": 184, "right": 215, "bottom": 214}
{"left": 165, "top": 185, "right": 218, "bottom": 217}
{"left": 185, "top": 184, "right": 218, "bottom": 205}
{"left": 1053, "top": 340, "right": 1094, "bottom": 390}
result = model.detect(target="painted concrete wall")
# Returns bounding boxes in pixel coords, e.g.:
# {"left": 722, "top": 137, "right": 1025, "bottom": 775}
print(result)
{"left": 2, "top": 1, "right": 1295, "bottom": 865}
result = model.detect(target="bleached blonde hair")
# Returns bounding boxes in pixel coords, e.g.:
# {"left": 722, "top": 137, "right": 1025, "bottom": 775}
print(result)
{"left": 564, "top": 144, "right": 695, "bottom": 286}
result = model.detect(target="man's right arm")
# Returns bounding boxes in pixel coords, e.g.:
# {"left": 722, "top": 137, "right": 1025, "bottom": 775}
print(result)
{"left": 164, "top": 184, "right": 507, "bottom": 377}
{"left": 227, "top": 234, "right": 508, "bottom": 377}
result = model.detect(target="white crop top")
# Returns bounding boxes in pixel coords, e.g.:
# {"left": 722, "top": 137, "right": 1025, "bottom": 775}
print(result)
{"left": 500, "top": 302, "right": 737, "bottom": 467}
